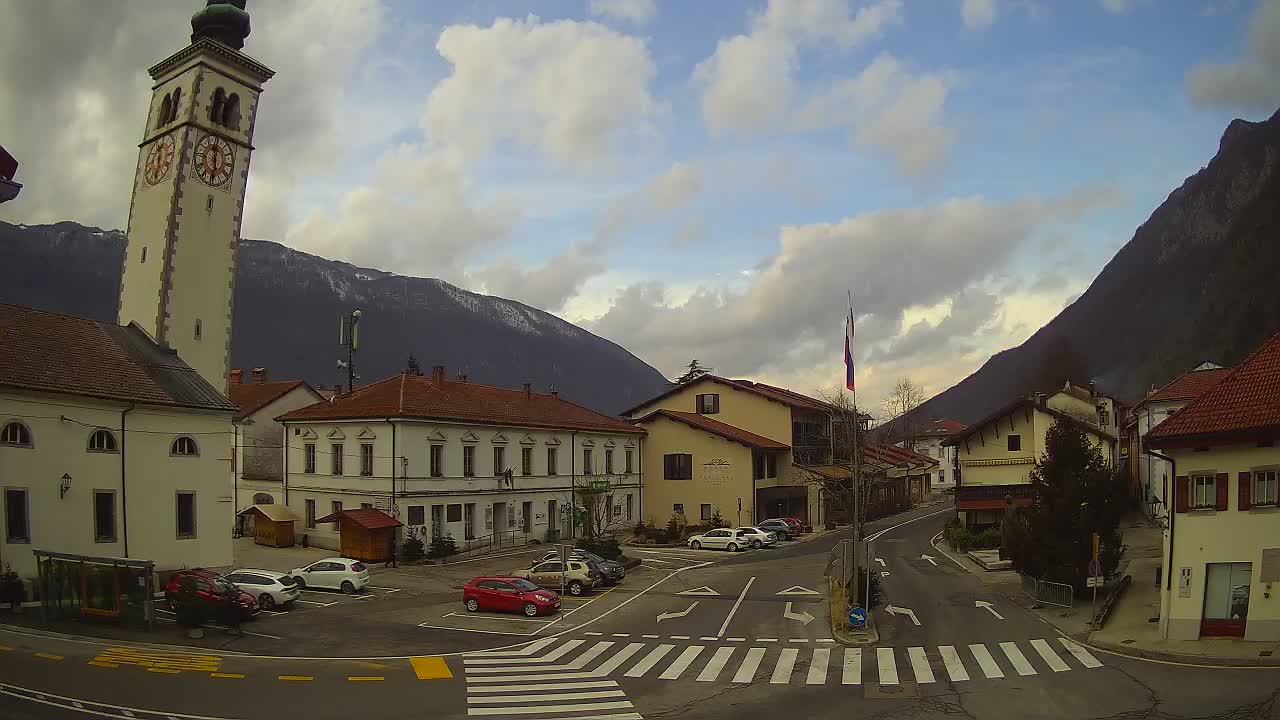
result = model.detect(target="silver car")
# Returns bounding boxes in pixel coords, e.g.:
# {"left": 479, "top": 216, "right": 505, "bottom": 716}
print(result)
{"left": 225, "top": 568, "right": 300, "bottom": 611}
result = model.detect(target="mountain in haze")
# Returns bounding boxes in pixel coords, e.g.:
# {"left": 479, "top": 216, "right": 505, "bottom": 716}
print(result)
{"left": 0, "top": 222, "right": 669, "bottom": 415}
{"left": 918, "top": 108, "right": 1280, "bottom": 424}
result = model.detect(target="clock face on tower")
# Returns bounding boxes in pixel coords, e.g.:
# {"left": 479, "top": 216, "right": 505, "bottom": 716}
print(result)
{"left": 193, "top": 134, "right": 235, "bottom": 188}
{"left": 143, "top": 135, "right": 175, "bottom": 185}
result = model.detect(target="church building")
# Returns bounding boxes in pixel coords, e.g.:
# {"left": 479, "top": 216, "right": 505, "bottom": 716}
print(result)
{"left": 0, "top": 1, "right": 272, "bottom": 587}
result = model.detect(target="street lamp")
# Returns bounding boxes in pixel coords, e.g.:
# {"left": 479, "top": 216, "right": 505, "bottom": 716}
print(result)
{"left": 337, "top": 308, "right": 362, "bottom": 394}
{"left": 59, "top": 473, "right": 72, "bottom": 499}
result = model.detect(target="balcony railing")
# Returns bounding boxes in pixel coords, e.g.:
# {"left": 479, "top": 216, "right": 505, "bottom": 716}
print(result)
{"left": 957, "top": 484, "right": 1033, "bottom": 502}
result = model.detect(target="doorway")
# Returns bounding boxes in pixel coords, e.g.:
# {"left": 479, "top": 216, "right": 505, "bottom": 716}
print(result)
{"left": 522, "top": 501, "right": 533, "bottom": 533}
{"left": 464, "top": 503, "right": 476, "bottom": 540}
{"left": 1201, "top": 561, "right": 1251, "bottom": 637}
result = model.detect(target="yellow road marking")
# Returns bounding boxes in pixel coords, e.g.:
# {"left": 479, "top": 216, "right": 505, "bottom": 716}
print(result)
{"left": 209, "top": 673, "right": 245, "bottom": 679}
{"left": 89, "top": 661, "right": 118, "bottom": 668}
{"left": 277, "top": 675, "right": 313, "bottom": 681}
{"left": 94, "top": 646, "right": 220, "bottom": 673}
{"left": 34, "top": 653, "right": 63, "bottom": 660}
{"left": 347, "top": 676, "right": 385, "bottom": 681}
{"left": 0, "top": 645, "right": 13, "bottom": 651}
{"left": 147, "top": 668, "right": 180, "bottom": 674}
{"left": 410, "top": 656, "right": 452, "bottom": 680}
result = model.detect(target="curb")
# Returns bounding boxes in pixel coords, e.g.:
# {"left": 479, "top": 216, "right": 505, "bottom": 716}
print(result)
{"left": 1086, "top": 636, "right": 1280, "bottom": 667}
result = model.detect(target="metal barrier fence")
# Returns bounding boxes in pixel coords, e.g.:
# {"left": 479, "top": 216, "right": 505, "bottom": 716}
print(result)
{"left": 1020, "top": 574, "right": 1074, "bottom": 608}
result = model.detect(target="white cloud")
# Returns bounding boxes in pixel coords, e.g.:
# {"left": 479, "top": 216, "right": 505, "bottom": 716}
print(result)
{"left": 962, "top": 0, "right": 998, "bottom": 29}
{"left": 421, "top": 16, "right": 661, "bottom": 169}
{"left": 694, "top": 0, "right": 902, "bottom": 137}
{"left": 596, "top": 161, "right": 703, "bottom": 246}
{"left": 1099, "top": 0, "right": 1138, "bottom": 13}
{"left": 588, "top": 0, "right": 657, "bottom": 25}
{"left": 1187, "top": 0, "right": 1280, "bottom": 112}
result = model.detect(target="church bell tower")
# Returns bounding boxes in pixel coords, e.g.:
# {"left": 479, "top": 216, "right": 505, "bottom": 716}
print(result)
{"left": 118, "top": 0, "right": 273, "bottom": 395}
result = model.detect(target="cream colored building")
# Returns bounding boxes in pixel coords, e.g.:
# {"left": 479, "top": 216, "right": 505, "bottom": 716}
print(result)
{"left": 1148, "top": 331, "right": 1280, "bottom": 641}
{"left": 943, "top": 384, "right": 1117, "bottom": 529}
{"left": 277, "top": 367, "right": 645, "bottom": 551}
{"left": 1, "top": 305, "right": 237, "bottom": 581}
{"left": 228, "top": 368, "right": 323, "bottom": 514}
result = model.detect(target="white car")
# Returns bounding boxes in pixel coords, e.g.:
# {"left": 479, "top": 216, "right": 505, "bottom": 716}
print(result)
{"left": 289, "top": 557, "right": 370, "bottom": 594}
{"left": 687, "top": 528, "right": 752, "bottom": 552}
{"left": 225, "top": 568, "right": 300, "bottom": 611}
{"left": 735, "top": 527, "right": 777, "bottom": 549}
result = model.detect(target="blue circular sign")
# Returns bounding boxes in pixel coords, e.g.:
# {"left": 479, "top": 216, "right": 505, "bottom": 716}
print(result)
{"left": 848, "top": 607, "right": 868, "bottom": 628}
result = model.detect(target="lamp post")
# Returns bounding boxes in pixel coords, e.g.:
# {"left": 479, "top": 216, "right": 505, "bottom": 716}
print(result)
{"left": 337, "top": 308, "right": 362, "bottom": 394}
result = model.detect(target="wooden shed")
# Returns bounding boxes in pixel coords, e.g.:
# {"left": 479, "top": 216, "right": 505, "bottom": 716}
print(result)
{"left": 237, "top": 504, "right": 299, "bottom": 548}
{"left": 314, "top": 508, "right": 402, "bottom": 562}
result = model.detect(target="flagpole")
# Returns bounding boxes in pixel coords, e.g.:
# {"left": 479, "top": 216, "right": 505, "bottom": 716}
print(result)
{"left": 846, "top": 291, "right": 863, "bottom": 612}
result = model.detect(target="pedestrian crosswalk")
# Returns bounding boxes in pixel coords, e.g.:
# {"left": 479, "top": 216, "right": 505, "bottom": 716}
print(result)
{"left": 462, "top": 635, "right": 1103, "bottom": 697}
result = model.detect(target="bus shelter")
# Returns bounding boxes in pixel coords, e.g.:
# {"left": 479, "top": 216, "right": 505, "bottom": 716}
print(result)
{"left": 33, "top": 549, "right": 157, "bottom": 631}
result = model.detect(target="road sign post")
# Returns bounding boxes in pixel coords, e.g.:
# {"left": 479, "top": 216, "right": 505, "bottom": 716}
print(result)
{"left": 1088, "top": 556, "right": 1102, "bottom": 619}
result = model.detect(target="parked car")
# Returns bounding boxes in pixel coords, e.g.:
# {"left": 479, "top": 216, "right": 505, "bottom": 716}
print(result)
{"left": 532, "top": 550, "right": 626, "bottom": 585}
{"left": 735, "top": 526, "right": 778, "bottom": 549}
{"left": 758, "top": 519, "right": 797, "bottom": 540}
{"left": 288, "top": 557, "right": 369, "bottom": 594}
{"left": 780, "top": 517, "right": 805, "bottom": 534}
{"left": 464, "top": 576, "right": 560, "bottom": 617}
{"left": 164, "top": 568, "right": 259, "bottom": 620}
{"left": 224, "top": 568, "right": 300, "bottom": 611}
{"left": 687, "top": 528, "right": 752, "bottom": 552}
{"left": 511, "top": 559, "right": 600, "bottom": 596}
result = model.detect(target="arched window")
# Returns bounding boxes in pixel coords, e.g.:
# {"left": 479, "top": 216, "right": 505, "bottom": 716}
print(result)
{"left": 222, "top": 93, "right": 241, "bottom": 130}
{"left": 253, "top": 493, "right": 274, "bottom": 505}
{"left": 1, "top": 421, "right": 32, "bottom": 447}
{"left": 168, "top": 87, "right": 183, "bottom": 124}
{"left": 209, "top": 88, "right": 226, "bottom": 124}
{"left": 157, "top": 93, "right": 172, "bottom": 129}
{"left": 88, "top": 429, "right": 118, "bottom": 452}
{"left": 171, "top": 436, "right": 199, "bottom": 456}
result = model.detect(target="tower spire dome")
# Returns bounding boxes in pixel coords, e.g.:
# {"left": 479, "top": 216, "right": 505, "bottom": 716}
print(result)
{"left": 191, "top": 0, "right": 251, "bottom": 50}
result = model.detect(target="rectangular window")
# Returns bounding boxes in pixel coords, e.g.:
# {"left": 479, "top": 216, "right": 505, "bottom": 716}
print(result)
{"left": 360, "top": 443, "right": 373, "bottom": 476}
{"left": 605, "top": 449, "right": 614, "bottom": 475}
{"left": 664, "top": 453, "right": 693, "bottom": 480}
{"left": 331, "top": 443, "right": 344, "bottom": 475}
{"left": 1254, "top": 470, "right": 1278, "bottom": 506}
{"left": 547, "top": 448, "right": 558, "bottom": 476}
{"left": 696, "top": 393, "right": 720, "bottom": 414}
{"left": 626, "top": 493, "right": 634, "bottom": 521}
{"left": 493, "top": 446, "right": 505, "bottom": 476}
{"left": 583, "top": 448, "right": 593, "bottom": 476}
{"left": 176, "top": 492, "right": 197, "bottom": 539}
{"left": 304, "top": 443, "right": 316, "bottom": 473}
{"left": 5, "top": 489, "right": 27, "bottom": 542}
{"left": 1007, "top": 435, "right": 1021, "bottom": 452}
{"left": 701, "top": 503, "right": 712, "bottom": 521}
{"left": 408, "top": 505, "right": 425, "bottom": 526}
{"left": 94, "top": 491, "right": 116, "bottom": 543}
{"left": 522, "top": 447, "right": 533, "bottom": 476}
{"left": 673, "top": 503, "right": 684, "bottom": 514}
{"left": 305, "top": 499, "right": 316, "bottom": 529}
{"left": 431, "top": 445, "right": 444, "bottom": 477}
{"left": 446, "top": 503, "right": 462, "bottom": 522}
{"left": 766, "top": 454, "right": 777, "bottom": 479}
{"left": 462, "top": 445, "right": 474, "bottom": 477}
{"left": 625, "top": 449, "right": 633, "bottom": 474}
{"left": 1192, "top": 474, "right": 1216, "bottom": 509}
{"left": 331, "top": 500, "right": 342, "bottom": 529}
{"left": 361, "top": 502, "right": 373, "bottom": 510}
{"left": 754, "top": 454, "right": 765, "bottom": 480}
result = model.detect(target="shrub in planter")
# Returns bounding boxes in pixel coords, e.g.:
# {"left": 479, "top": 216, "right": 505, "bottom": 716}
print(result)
{"left": 0, "top": 565, "right": 25, "bottom": 609}
{"left": 576, "top": 536, "right": 622, "bottom": 561}
{"left": 401, "top": 528, "right": 426, "bottom": 562}
{"left": 428, "top": 533, "right": 459, "bottom": 560}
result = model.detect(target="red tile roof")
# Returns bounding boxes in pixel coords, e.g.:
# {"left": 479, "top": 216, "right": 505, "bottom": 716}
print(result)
{"left": 1148, "top": 330, "right": 1280, "bottom": 445}
{"left": 315, "top": 508, "right": 402, "bottom": 530}
{"left": 634, "top": 410, "right": 790, "bottom": 450}
{"left": 278, "top": 373, "right": 644, "bottom": 434}
{"left": 229, "top": 380, "right": 317, "bottom": 420}
{"left": 0, "top": 304, "right": 235, "bottom": 411}
{"left": 865, "top": 443, "right": 939, "bottom": 468}
{"left": 916, "top": 418, "right": 967, "bottom": 437}
{"left": 1140, "top": 367, "right": 1233, "bottom": 405}
{"left": 621, "top": 374, "right": 851, "bottom": 417}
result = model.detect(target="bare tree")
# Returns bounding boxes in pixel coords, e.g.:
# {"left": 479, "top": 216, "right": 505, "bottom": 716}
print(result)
{"left": 789, "top": 389, "right": 871, "bottom": 531}
{"left": 880, "top": 377, "right": 927, "bottom": 451}
{"left": 575, "top": 475, "right": 628, "bottom": 540}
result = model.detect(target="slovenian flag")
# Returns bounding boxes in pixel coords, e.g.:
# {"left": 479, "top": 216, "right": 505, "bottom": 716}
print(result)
{"left": 844, "top": 309, "right": 856, "bottom": 391}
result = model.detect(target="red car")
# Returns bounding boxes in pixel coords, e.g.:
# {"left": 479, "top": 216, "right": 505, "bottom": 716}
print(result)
{"left": 464, "top": 576, "right": 560, "bottom": 617}
{"left": 164, "top": 568, "right": 259, "bottom": 621}
{"left": 781, "top": 517, "right": 805, "bottom": 534}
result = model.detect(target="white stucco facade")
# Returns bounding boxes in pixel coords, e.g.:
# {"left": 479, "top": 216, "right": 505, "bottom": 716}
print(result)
{"left": 908, "top": 436, "right": 955, "bottom": 491}
{"left": 233, "top": 383, "right": 323, "bottom": 513}
{"left": 1, "top": 390, "right": 234, "bottom": 581}
{"left": 278, "top": 419, "right": 644, "bottom": 552}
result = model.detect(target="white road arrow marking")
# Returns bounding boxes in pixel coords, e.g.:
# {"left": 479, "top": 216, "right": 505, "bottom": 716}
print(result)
{"left": 783, "top": 602, "right": 815, "bottom": 625}
{"left": 884, "top": 604, "right": 921, "bottom": 626}
{"left": 657, "top": 601, "right": 699, "bottom": 622}
{"left": 921, "top": 554, "right": 938, "bottom": 566}
{"left": 677, "top": 586, "right": 720, "bottom": 596}
{"left": 875, "top": 558, "right": 886, "bottom": 567}
{"left": 775, "top": 585, "right": 821, "bottom": 596}
{"left": 975, "top": 600, "right": 1004, "bottom": 620}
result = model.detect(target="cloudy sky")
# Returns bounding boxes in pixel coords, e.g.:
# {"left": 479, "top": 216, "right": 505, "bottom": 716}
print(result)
{"left": 2, "top": 0, "right": 1278, "bottom": 408}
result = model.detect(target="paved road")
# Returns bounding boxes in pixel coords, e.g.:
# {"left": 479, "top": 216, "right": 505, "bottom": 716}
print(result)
{"left": 2, "top": 501, "right": 1279, "bottom": 719}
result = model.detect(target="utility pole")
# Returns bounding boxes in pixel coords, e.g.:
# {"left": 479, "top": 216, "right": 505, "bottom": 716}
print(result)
{"left": 337, "top": 308, "right": 362, "bottom": 393}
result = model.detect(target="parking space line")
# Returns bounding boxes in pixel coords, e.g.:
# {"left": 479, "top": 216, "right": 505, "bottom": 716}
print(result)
{"left": 418, "top": 623, "right": 537, "bottom": 637}
{"left": 365, "top": 586, "right": 402, "bottom": 592}
{"left": 443, "top": 612, "right": 554, "bottom": 625}
{"left": 294, "top": 599, "right": 338, "bottom": 607}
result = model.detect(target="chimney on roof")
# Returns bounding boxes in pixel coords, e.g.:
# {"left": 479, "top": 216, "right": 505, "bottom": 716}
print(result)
{"left": 332, "top": 384, "right": 342, "bottom": 400}
{"left": 229, "top": 368, "right": 243, "bottom": 385}
{"left": 550, "top": 384, "right": 559, "bottom": 398}
{"left": 523, "top": 382, "right": 532, "bottom": 399}
{"left": 251, "top": 367, "right": 267, "bottom": 384}
{"left": 457, "top": 371, "right": 468, "bottom": 383}
{"left": 432, "top": 365, "right": 445, "bottom": 387}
